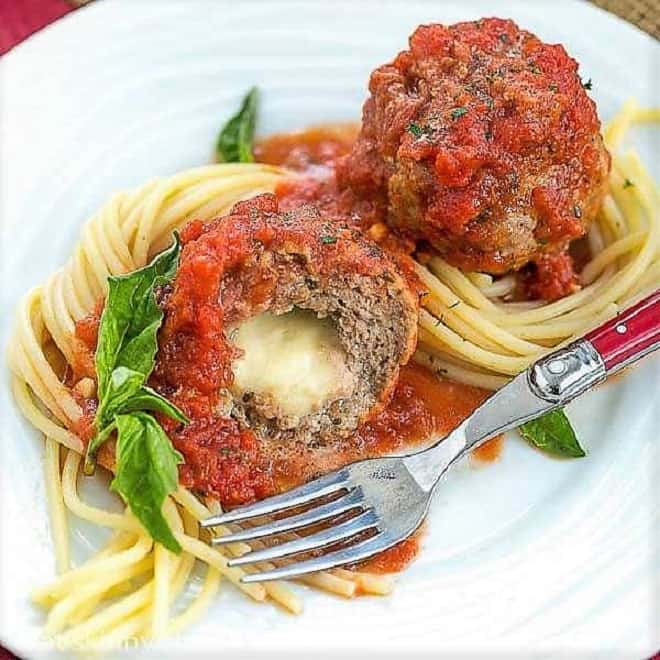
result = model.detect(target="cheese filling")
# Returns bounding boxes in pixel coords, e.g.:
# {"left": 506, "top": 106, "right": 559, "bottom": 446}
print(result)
{"left": 231, "top": 310, "right": 356, "bottom": 419}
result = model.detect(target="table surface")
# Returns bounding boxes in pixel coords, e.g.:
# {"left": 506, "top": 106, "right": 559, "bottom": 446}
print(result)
{"left": 590, "top": 0, "right": 659, "bottom": 37}
{"left": 0, "top": 0, "right": 657, "bottom": 658}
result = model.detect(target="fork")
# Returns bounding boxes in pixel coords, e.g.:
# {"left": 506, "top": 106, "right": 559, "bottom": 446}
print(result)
{"left": 202, "top": 290, "right": 660, "bottom": 582}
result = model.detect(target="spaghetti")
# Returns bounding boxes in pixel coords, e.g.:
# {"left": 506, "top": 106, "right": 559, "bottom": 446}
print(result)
{"left": 6, "top": 102, "right": 658, "bottom": 649}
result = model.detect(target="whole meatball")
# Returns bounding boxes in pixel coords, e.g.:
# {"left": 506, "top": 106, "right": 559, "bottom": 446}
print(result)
{"left": 338, "top": 18, "right": 611, "bottom": 274}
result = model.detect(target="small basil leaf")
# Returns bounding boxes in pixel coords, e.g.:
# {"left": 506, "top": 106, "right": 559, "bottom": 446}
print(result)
{"left": 111, "top": 412, "right": 184, "bottom": 553}
{"left": 119, "top": 386, "right": 189, "bottom": 425}
{"left": 96, "top": 366, "right": 145, "bottom": 430}
{"left": 94, "top": 277, "right": 135, "bottom": 401}
{"left": 86, "top": 366, "right": 146, "bottom": 474}
{"left": 95, "top": 234, "right": 181, "bottom": 397}
{"left": 519, "top": 409, "right": 585, "bottom": 458}
{"left": 216, "top": 87, "right": 258, "bottom": 163}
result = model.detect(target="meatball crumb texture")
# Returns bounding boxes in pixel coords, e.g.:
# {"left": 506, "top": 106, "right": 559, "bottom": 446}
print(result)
{"left": 338, "top": 18, "right": 611, "bottom": 274}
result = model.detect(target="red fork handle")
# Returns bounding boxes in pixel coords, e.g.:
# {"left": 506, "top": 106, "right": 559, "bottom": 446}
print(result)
{"left": 585, "top": 289, "right": 660, "bottom": 375}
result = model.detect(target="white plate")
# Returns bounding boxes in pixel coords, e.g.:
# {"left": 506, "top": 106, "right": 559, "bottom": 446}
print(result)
{"left": 1, "top": 1, "right": 659, "bottom": 658}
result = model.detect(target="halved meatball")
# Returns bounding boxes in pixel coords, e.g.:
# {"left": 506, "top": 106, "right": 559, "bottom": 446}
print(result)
{"left": 338, "top": 18, "right": 611, "bottom": 274}
{"left": 156, "top": 193, "right": 418, "bottom": 446}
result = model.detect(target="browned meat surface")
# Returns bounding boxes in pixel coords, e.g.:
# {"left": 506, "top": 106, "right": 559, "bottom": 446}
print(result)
{"left": 338, "top": 18, "right": 610, "bottom": 276}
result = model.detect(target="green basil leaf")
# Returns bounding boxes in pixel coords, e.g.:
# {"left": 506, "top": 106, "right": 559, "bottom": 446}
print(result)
{"left": 86, "top": 235, "right": 186, "bottom": 474}
{"left": 119, "top": 386, "right": 189, "bottom": 425}
{"left": 111, "top": 412, "right": 184, "bottom": 553}
{"left": 113, "top": 319, "right": 163, "bottom": 383}
{"left": 216, "top": 87, "right": 258, "bottom": 163}
{"left": 95, "top": 234, "right": 181, "bottom": 398}
{"left": 519, "top": 409, "right": 585, "bottom": 458}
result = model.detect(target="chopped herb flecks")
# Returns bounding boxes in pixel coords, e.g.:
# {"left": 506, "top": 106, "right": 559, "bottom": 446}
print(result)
{"left": 408, "top": 122, "right": 424, "bottom": 137}
{"left": 623, "top": 178, "right": 635, "bottom": 189}
{"left": 451, "top": 107, "right": 468, "bottom": 121}
{"left": 529, "top": 63, "right": 542, "bottom": 75}
{"left": 320, "top": 235, "right": 338, "bottom": 244}
{"left": 582, "top": 78, "right": 593, "bottom": 90}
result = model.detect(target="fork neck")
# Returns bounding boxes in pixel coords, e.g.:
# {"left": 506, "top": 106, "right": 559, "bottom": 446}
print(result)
{"left": 402, "top": 367, "right": 568, "bottom": 491}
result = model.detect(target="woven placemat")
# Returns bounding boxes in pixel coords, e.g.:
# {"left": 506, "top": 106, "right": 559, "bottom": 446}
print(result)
{"left": 588, "top": 0, "right": 659, "bottom": 38}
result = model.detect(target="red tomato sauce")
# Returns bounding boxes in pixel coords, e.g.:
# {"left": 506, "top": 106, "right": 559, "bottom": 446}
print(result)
{"left": 521, "top": 251, "right": 579, "bottom": 302}
{"left": 256, "top": 124, "right": 384, "bottom": 229}
{"left": 360, "top": 533, "right": 421, "bottom": 574}
{"left": 472, "top": 435, "right": 504, "bottom": 463}
{"left": 253, "top": 123, "right": 358, "bottom": 172}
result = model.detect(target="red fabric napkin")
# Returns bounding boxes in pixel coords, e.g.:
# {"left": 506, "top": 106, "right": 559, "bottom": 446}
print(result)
{"left": 0, "top": 0, "right": 73, "bottom": 55}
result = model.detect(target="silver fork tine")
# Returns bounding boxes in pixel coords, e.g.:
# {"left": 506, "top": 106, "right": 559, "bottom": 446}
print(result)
{"left": 201, "top": 469, "right": 350, "bottom": 527}
{"left": 227, "top": 509, "right": 379, "bottom": 567}
{"left": 211, "top": 490, "right": 364, "bottom": 545}
{"left": 240, "top": 534, "right": 390, "bottom": 582}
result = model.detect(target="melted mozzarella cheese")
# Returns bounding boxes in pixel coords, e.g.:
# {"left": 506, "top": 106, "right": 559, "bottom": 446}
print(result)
{"left": 231, "top": 310, "right": 355, "bottom": 418}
